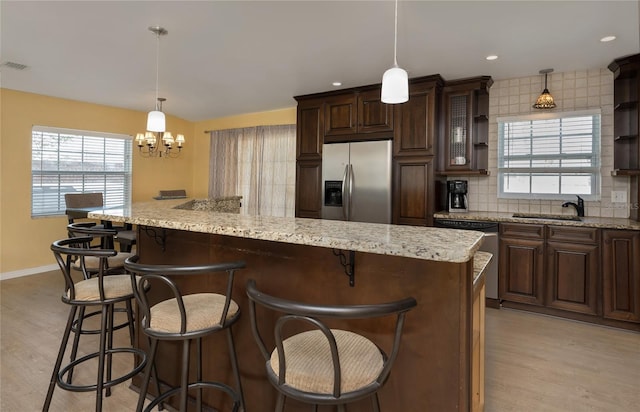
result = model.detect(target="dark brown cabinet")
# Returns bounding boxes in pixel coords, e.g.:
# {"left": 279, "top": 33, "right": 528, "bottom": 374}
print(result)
{"left": 295, "top": 75, "right": 443, "bottom": 224}
{"left": 609, "top": 54, "right": 640, "bottom": 221}
{"left": 609, "top": 54, "right": 640, "bottom": 173}
{"left": 296, "top": 98, "right": 324, "bottom": 160}
{"left": 545, "top": 226, "right": 600, "bottom": 315}
{"left": 324, "top": 88, "right": 394, "bottom": 142}
{"left": 499, "top": 223, "right": 640, "bottom": 331}
{"left": 392, "top": 157, "right": 435, "bottom": 226}
{"left": 295, "top": 97, "right": 324, "bottom": 218}
{"left": 295, "top": 86, "right": 396, "bottom": 219}
{"left": 295, "top": 160, "right": 322, "bottom": 218}
{"left": 393, "top": 77, "right": 442, "bottom": 157}
{"left": 499, "top": 224, "right": 600, "bottom": 316}
{"left": 391, "top": 76, "right": 443, "bottom": 226}
{"left": 602, "top": 229, "right": 640, "bottom": 323}
{"left": 499, "top": 224, "right": 545, "bottom": 306}
{"left": 439, "top": 77, "right": 492, "bottom": 175}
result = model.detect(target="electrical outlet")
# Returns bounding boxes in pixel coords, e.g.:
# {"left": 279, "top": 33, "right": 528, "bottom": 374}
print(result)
{"left": 611, "top": 190, "right": 627, "bottom": 203}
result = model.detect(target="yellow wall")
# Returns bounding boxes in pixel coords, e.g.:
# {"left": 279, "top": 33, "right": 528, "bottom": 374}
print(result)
{"left": 0, "top": 89, "right": 295, "bottom": 275}
{"left": 0, "top": 89, "right": 194, "bottom": 274}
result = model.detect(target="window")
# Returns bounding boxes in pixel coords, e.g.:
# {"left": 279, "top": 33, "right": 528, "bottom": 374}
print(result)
{"left": 498, "top": 110, "right": 601, "bottom": 200}
{"left": 31, "top": 126, "right": 132, "bottom": 217}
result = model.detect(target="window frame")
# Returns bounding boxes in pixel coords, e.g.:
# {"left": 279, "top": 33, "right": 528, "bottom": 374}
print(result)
{"left": 497, "top": 109, "right": 601, "bottom": 201}
{"left": 31, "top": 126, "right": 132, "bottom": 218}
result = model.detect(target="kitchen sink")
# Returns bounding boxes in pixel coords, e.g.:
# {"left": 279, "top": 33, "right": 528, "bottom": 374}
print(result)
{"left": 512, "top": 212, "right": 581, "bottom": 221}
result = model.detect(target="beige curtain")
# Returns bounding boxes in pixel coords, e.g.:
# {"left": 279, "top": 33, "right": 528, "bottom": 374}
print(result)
{"left": 209, "top": 125, "right": 296, "bottom": 216}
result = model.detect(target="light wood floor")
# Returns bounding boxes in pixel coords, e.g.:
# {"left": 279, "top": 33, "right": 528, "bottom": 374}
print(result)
{"left": 2, "top": 271, "right": 639, "bottom": 411}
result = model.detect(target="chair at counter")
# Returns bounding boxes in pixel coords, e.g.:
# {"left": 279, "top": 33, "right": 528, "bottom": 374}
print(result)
{"left": 245, "top": 279, "right": 417, "bottom": 411}
{"left": 64, "top": 192, "right": 136, "bottom": 252}
{"left": 43, "top": 236, "right": 146, "bottom": 412}
{"left": 123, "top": 256, "right": 246, "bottom": 412}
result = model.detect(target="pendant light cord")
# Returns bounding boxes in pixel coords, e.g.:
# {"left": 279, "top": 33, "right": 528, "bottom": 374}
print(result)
{"left": 544, "top": 72, "right": 548, "bottom": 89}
{"left": 393, "top": 0, "right": 399, "bottom": 67}
{"left": 155, "top": 31, "right": 160, "bottom": 110}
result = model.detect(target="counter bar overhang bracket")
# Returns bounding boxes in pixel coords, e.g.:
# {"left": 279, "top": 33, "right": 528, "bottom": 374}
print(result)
{"left": 332, "top": 249, "right": 356, "bottom": 287}
{"left": 141, "top": 226, "right": 167, "bottom": 252}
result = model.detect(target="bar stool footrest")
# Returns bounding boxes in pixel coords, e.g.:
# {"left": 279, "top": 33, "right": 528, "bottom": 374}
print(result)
{"left": 57, "top": 347, "right": 146, "bottom": 392}
{"left": 71, "top": 307, "right": 133, "bottom": 335}
{"left": 144, "top": 381, "right": 240, "bottom": 412}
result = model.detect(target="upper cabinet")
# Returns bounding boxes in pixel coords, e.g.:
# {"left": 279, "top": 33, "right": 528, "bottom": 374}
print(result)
{"left": 324, "top": 89, "right": 394, "bottom": 140}
{"left": 609, "top": 53, "right": 640, "bottom": 174}
{"left": 439, "top": 76, "right": 493, "bottom": 175}
{"left": 296, "top": 97, "right": 324, "bottom": 160}
{"left": 393, "top": 76, "right": 443, "bottom": 157}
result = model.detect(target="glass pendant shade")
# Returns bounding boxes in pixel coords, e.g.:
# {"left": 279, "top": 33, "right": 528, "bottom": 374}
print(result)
{"left": 381, "top": 66, "right": 409, "bottom": 104}
{"left": 533, "top": 69, "right": 556, "bottom": 109}
{"left": 147, "top": 110, "right": 166, "bottom": 132}
{"left": 533, "top": 89, "right": 556, "bottom": 109}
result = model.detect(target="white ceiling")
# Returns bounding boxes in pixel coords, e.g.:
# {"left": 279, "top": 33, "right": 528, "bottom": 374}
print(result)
{"left": 2, "top": 1, "right": 639, "bottom": 122}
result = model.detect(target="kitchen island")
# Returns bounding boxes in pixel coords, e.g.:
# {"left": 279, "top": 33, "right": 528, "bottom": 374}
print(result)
{"left": 90, "top": 200, "right": 488, "bottom": 411}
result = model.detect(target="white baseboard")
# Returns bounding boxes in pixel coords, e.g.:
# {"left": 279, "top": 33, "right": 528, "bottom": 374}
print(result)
{"left": 1, "top": 264, "right": 59, "bottom": 281}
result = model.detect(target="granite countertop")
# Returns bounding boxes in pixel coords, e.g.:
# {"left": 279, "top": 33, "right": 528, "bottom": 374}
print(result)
{"left": 89, "top": 199, "right": 484, "bottom": 263}
{"left": 473, "top": 251, "right": 492, "bottom": 286}
{"left": 434, "top": 211, "right": 640, "bottom": 230}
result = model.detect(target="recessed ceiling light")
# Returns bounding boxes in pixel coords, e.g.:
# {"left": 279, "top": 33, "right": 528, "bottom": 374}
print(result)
{"left": 332, "top": 82, "right": 342, "bottom": 87}
{"left": 485, "top": 55, "right": 498, "bottom": 61}
{"left": 600, "top": 35, "right": 616, "bottom": 42}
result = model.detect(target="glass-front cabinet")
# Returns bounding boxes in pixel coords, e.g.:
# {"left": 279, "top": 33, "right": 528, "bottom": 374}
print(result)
{"left": 440, "top": 76, "right": 492, "bottom": 175}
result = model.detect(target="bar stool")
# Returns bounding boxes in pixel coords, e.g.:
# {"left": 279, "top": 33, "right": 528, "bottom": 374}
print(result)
{"left": 43, "top": 237, "right": 147, "bottom": 412}
{"left": 123, "top": 256, "right": 246, "bottom": 412}
{"left": 245, "top": 279, "right": 417, "bottom": 412}
{"left": 66, "top": 222, "right": 137, "bottom": 381}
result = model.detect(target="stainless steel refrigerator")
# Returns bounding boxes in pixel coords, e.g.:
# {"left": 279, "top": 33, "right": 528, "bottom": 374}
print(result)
{"left": 321, "top": 140, "right": 392, "bottom": 224}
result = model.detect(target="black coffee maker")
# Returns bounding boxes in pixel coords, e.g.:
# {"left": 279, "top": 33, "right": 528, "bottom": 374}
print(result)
{"left": 447, "top": 180, "right": 468, "bottom": 212}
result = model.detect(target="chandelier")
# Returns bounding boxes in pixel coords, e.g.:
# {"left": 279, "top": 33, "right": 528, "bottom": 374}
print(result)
{"left": 136, "top": 26, "right": 185, "bottom": 158}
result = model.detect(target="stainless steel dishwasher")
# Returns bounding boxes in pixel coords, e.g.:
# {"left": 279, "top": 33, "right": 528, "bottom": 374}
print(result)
{"left": 434, "top": 219, "right": 499, "bottom": 303}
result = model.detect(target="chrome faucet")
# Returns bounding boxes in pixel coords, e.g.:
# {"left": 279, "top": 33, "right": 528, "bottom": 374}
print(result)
{"left": 562, "top": 195, "right": 584, "bottom": 217}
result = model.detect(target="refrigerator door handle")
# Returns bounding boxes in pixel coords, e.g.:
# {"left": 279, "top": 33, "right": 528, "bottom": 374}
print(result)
{"left": 341, "top": 164, "right": 349, "bottom": 221}
{"left": 348, "top": 164, "right": 354, "bottom": 221}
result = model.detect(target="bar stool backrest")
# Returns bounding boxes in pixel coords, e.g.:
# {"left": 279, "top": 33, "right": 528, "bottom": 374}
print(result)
{"left": 124, "top": 256, "right": 246, "bottom": 339}
{"left": 64, "top": 192, "right": 104, "bottom": 223}
{"left": 51, "top": 237, "right": 119, "bottom": 303}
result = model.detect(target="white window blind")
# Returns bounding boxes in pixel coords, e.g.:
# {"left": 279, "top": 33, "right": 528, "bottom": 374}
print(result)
{"left": 498, "top": 110, "right": 601, "bottom": 200}
{"left": 31, "top": 126, "right": 132, "bottom": 217}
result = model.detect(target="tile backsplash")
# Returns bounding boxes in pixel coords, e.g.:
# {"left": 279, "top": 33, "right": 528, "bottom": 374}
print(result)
{"left": 461, "top": 68, "right": 630, "bottom": 219}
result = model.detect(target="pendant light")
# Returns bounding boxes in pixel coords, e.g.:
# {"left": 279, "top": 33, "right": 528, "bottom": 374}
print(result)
{"left": 147, "top": 26, "right": 167, "bottom": 131}
{"left": 381, "top": 0, "right": 408, "bottom": 104}
{"left": 533, "top": 68, "right": 556, "bottom": 109}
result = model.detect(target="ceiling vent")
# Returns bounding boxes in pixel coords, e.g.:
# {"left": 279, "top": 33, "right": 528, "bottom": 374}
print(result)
{"left": 1, "top": 61, "right": 28, "bottom": 70}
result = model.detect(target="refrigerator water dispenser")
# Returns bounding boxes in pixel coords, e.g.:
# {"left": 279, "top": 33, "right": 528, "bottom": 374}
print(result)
{"left": 324, "top": 181, "right": 343, "bottom": 207}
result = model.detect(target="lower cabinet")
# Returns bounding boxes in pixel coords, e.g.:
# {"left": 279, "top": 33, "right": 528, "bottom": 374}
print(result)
{"left": 500, "top": 223, "right": 640, "bottom": 330}
{"left": 392, "top": 156, "right": 435, "bottom": 226}
{"left": 295, "top": 160, "right": 322, "bottom": 218}
{"left": 499, "top": 224, "right": 545, "bottom": 306}
{"left": 602, "top": 229, "right": 640, "bottom": 323}
{"left": 499, "top": 224, "right": 601, "bottom": 316}
{"left": 545, "top": 225, "right": 600, "bottom": 315}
